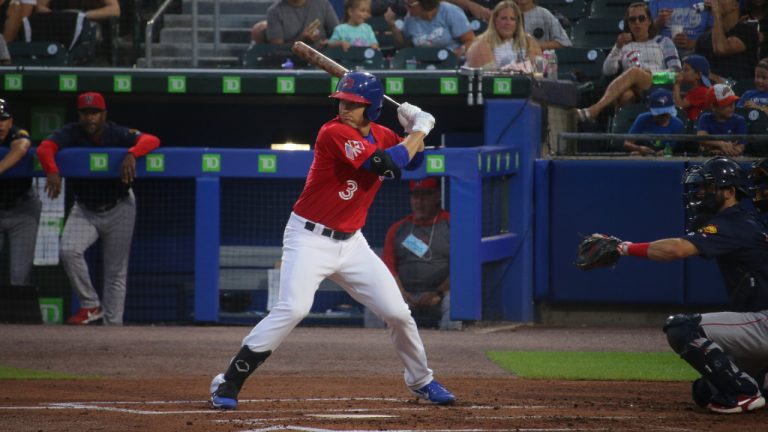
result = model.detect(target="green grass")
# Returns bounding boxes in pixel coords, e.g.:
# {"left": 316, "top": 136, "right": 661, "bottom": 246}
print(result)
{"left": 0, "top": 365, "right": 89, "bottom": 380}
{"left": 487, "top": 351, "right": 699, "bottom": 382}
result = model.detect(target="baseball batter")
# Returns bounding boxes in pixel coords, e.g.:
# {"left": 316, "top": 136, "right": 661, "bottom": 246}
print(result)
{"left": 37, "top": 92, "right": 161, "bottom": 325}
{"left": 0, "top": 99, "right": 41, "bottom": 287}
{"left": 210, "top": 71, "right": 456, "bottom": 409}
{"left": 584, "top": 156, "right": 768, "bottom": 414}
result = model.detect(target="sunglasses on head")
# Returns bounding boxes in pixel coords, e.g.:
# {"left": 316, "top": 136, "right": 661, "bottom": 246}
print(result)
{"left": 406, "top": 0, "right": 420, "bottom": 7}
{"left": 627, "top": 15, "right": 648, "bottom": 23}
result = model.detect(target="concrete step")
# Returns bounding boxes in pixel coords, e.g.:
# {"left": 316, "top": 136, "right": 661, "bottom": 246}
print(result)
{"left": 159, "top": 27, "right": 251, "bottom": 44}
{"left": 136, "top": 55, "right": 241, "bottom": 68}
{"left": 181, "top": 0, "right": 272, "bottom": 15}
{"left": 144, "top": 42, "right": 249, "bottom": 57}
{"left": 163, "top": 14, "right": 264, "bottom": 28}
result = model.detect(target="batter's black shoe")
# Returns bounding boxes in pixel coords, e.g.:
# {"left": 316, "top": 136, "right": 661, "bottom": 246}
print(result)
{"left": 210, "top": 373, "right": 238, "bottom": 409}
{"left": 707, "top": 392, "right": 765, "bottom": 414}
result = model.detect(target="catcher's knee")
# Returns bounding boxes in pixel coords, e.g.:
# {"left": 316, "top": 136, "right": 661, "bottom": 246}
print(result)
{"left": 692, "top": 377, "right": 715, "bottom": 408}
{"left": 663, "top": 313, "right": 702, "bottom": 354}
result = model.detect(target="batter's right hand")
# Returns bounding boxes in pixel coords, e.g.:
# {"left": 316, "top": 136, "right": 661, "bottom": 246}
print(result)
{"left": 397, "top": 102, "right": 422, "bottom": 132}
{"left": 45, "top": 172, "right": 62, "bottom": 199}
{"left": 412, "top": 111, "right": 435, "bottom": 136}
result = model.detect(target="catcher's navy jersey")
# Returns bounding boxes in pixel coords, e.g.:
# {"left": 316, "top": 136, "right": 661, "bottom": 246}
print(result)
{"left": 46, "top": 121, "right": 141, "bottom": 209}
{"left": 685, "top": 205, "right": 768, "bottom": 312}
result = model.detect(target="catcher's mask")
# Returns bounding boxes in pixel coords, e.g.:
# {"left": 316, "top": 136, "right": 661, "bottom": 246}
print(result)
{"left": 749, "top": 158, "right": 768, "bottom": 213}
{"left": 682, "top": 156, "right": 749, "bottom": 230}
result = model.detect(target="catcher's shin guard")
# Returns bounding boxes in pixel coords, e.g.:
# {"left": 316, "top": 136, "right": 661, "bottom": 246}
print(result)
{"left": 680, "top": 339, "right": 759, "bottom": 400}
{"left": 220, "top": 346, "right": 272, "bottom": 396}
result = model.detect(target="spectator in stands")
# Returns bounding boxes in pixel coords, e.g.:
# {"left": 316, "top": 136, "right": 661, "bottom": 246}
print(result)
{"left": 36, "top": 0, "right": 120, "bottom": 21}
{"left": 36, "top": 92, "right": 161, "bottom": 325}
{"left": 695, "top": 0, "right": 759, "bottom": 80}
{"left": 736, "top": 57, "right": 768, "bottom": 114}
{"left": 384, "top": 0, "right": 475, "bottom": 58}
{"left": 372, "top": 178, "right": 459, "bottom": 330}
{"left": 1, "top": 0, "right": 32, "bottom": 43}
{"left": 465, "top": 0, "right": 541, "bottom": 70}
{"left": 0, "top": 99, "right": 40, "bottom": 288}
{"left": 650, "top": 0, "right": 714, "bottom": 57}
{"left": 328, "top": 0, "right": 380, "bottom": 50}
{"left": 251, "top": 0, "right": 339, "bottom": 46}
{"left": 697, "top": 83, "right": 747, "bottom": 155}
{"left": 623, "top": 88, "right": 686, "bottom": 155}
{"left": 446, "top": 0, "right": 491, "bottom": 21}
{"left": 742, "top": 0, "right": 767, "bottom": 59}
{"left": 575, "top": 2, "right": 681, "bottom": 122}
{"left": 513, "top": 0, "right": 571, "bottom": 50}
{"left": 673, "top": 54, "right": 713, "bottom": 121}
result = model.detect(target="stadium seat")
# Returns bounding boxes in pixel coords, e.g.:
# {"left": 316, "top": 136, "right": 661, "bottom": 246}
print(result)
{"left": 242, "top": 43, "right": 308, "bottom": 69}
{"left": 589, "top": 0, "right": 635, "bottom": 19}
{"left": 732, "top": 79, "right": 756, "bottom": 96}
{"left": 366, "top": 16, "right": 397, "bottom": 55}
{"left": 737, "top": 107, "right": 768, "bottom": 155}
{"left": 609, "top": 103, "right": 646, "bottom": 150}
{"left": 556, "top": 47, "right": 607, "bottom": 83}
{"left": 323, "top": 46, "right": 385, "bottom": 70}
{"left": 8, "top": 42, "right": 68, "bottom": 66}
{"left": 571, "top": 17, "right": 624, "bottom": 49}
{"left": 536, "top": 0, "right": 588, "bottom": 22}
{"left": 21, "top": 11, "right": 101, "bottom": 65}
{"left": 468, "top": 18, "right": 488, "bottom": 35}
{"left": 390, "top": 47, "right": 458, "bottom": 70}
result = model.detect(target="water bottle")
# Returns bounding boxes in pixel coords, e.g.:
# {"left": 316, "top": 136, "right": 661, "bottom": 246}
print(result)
{"left": 281, "top": 58, "right": 294, "bottom": 69}
{"left": 652, "top": 71, "right": 676, "bottom": 85}
{"left": 543, "top": 49, "right": 558, "bottom": 80}
{"left": 406, "top": 57, "right": 417, "bottom": 70}
{"left": 663, "top": 143, "right": 673, "bottom": 157}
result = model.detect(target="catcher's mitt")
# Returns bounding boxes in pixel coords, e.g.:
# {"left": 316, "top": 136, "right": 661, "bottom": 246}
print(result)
{"left": 575, "top": 234, "right": 622, "bottom": 271}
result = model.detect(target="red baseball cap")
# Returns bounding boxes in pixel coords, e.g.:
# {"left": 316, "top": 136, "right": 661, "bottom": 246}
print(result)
{"left": 707, "top": 84, "right": 739, "bottom": 107}
{"left": 77, "top": 92, "right": 106, "bottom": 111}
{"left": 409, "top": 178, "right": 439, "bottom": 191}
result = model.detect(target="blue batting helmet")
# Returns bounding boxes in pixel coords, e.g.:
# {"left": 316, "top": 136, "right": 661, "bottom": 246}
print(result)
{"left": 329, "top": 71, "right": 384, "bottom": 121}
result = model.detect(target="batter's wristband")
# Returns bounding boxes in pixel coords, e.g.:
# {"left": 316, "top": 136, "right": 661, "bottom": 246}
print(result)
{"left": 627, "top": 242, "right": 650, "bottom": 258}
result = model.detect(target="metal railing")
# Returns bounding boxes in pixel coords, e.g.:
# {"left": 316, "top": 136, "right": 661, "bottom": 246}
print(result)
{"left": 145, "top": 0, "right": 222, "bottom": 68}
{"left": 557, "top": 132, "right": 768, "bottom": 156}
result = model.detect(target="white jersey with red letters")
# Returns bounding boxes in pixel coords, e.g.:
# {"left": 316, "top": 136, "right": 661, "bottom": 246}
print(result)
{"left": 293, "top": 117, "right": 403, "bottom": 232}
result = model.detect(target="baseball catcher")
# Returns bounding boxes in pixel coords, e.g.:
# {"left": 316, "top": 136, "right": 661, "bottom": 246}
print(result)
{"left": 577, "top": 156, "right": 768, "bottom": 414}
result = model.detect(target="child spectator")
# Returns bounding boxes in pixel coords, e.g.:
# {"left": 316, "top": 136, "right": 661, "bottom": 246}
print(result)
{"left": 624, "top": 88, "right": 686, "bottom": 156}
{"left": 697, "top": 83, "right": 747, "bottom": 156}
{"left": 328, "top": 0, "right": 380, "bottom": 50}
{"left": 736, "top": 57, "right": 768, "bottom": 115}
{"left": 673, "top": 54, "right": 712, "bottom": 122}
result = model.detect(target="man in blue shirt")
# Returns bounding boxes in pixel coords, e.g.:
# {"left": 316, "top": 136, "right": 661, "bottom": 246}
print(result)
{"left": 623, "top": 88, "right": 686, "bottom": 156}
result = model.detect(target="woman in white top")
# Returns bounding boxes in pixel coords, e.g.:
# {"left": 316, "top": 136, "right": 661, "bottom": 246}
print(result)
{"left": 465, "top": 1, "right": 542, "bottom": 70}
{"left": 576, "top": 2, "right": 681, "bottom": 122}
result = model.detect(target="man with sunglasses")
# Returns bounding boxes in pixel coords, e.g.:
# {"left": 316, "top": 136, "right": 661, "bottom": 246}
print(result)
{"left": 695, "top": 0, "right": 759, "bottom": 80}
{"left": 584, "top": 156, "right": 768, "bottom": 414}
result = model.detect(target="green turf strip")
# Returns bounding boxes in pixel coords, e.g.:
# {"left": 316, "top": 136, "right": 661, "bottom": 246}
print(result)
{"left": 0, "top": 365, "right": 86, "bottom": 380}
{"left": 487, "top": 351, "right": 699, "bottom": 382}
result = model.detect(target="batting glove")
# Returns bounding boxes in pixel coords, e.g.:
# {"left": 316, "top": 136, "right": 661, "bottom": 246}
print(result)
{"left": 397, "top": 102, "right": 422, "bottom": 133}
{"left": 412, "top": 111, "right": 435, "bottom": 136}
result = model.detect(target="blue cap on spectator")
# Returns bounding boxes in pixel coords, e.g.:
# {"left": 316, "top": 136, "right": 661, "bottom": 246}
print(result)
{"left": 683, "top": 55, "right": 711, "bottom": 87}
{"left": 648, "top": 88, "right": 677, "bottom": 116}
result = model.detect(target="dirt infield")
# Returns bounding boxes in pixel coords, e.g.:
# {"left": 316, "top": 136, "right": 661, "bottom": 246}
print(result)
{"left": 1, "top": 324, "right": 766, "bottom": 431}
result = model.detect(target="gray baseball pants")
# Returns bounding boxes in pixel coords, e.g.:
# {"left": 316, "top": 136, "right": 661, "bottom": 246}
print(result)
{"left": 0, "top": 195, "right": 42, "bottom": 286}
{"left": 60, "top": 191, "right": 135, "bottom": 325}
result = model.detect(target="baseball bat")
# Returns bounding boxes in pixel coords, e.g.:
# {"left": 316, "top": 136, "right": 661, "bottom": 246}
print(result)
{"left": 291, "top": 41, "right": 400, "bottom": 108}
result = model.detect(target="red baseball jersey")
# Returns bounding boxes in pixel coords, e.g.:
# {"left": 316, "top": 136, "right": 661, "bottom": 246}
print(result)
{"left": 293, "top": 116, "right": 403, "bottom": 232}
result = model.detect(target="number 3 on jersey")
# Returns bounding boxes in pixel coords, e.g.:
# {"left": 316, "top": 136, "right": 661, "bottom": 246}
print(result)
{"left": 339, "top": 180, "right": 358, "bottom": 200}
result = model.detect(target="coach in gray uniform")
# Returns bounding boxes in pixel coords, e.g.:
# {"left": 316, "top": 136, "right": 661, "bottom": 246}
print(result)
{"left": 0, "top": 99, "right": 41, "bottom": 287}
{"left": 37, "top": 92, "right": 161, "bottom": 325}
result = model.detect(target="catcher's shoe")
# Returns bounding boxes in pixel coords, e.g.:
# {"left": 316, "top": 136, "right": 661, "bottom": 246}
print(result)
{"left": 210, "top": 373, "right": 238, "bottom": 410}
{"left": 707, "top": 392, "right": 765, "bottom": 414}
{"left": 411, "top": 380, "right": 456, "bottom": 405}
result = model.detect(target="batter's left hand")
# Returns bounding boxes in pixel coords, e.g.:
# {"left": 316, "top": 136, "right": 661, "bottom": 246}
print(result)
{"left": 121, "top": 152, "right": 136, "bottom": 184}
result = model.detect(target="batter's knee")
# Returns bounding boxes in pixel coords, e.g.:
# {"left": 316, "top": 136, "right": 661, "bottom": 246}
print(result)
{"left": 663, "top": 313, "right": 702, "bottom": 354}
{"left": 378, "top": 306, "right": 412, "bottom": 328}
